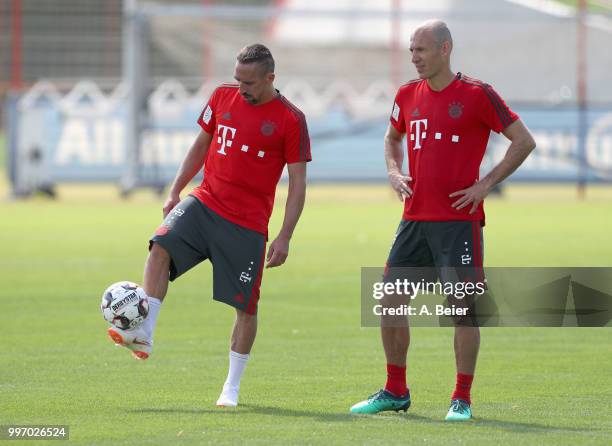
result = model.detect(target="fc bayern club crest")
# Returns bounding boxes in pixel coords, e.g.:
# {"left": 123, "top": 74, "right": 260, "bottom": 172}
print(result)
{"left": 260, "top": 120, "right": 277, "bottom": 136}
{"left": 448, "top": 102, "right": 464, "bottom": 119}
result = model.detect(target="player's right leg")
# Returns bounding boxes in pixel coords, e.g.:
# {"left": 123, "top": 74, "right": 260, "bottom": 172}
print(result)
{"left": 143, "top": 242, "right": 171, "bottom": 304}
{"left": 350, "top": 292, "right": 412, "bottom": 414}
{"left": 350, "top": 299, "right": 412, "bottom": 413}
{"left": 350, "top": 220, "right": 432, "bottom": 414}
{"left": 107, "top": 195, "right": 210, "bottom": 360}
{"left": 107, "top": 243, "right": 170, "bottom": 360}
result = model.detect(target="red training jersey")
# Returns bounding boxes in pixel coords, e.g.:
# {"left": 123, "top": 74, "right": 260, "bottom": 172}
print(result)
{"left": 192, "top": 84, "right": 311, "bottom": 235}
{"left": 390, "top": 73, "right": 518, "bottom": 224}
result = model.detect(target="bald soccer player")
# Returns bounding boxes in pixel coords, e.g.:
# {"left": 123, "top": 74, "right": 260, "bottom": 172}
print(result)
{"left": 350, "top": 20, "right": 535, "bottom": 420}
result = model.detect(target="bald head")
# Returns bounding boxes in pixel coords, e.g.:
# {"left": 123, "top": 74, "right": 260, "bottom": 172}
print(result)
{"left": 413, "top": 20, "right": 453, "bottom": 51}
{"left": 409, "top": 20, "right": 454, "bottom": 83}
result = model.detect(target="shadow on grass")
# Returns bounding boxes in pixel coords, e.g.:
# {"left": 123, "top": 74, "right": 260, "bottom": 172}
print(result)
{"left": 131, "top": 404, "right": 356, "bottom": 423}
{"left": 130, "top": 406, "right": 599, "bottom": 434}
{"left": 407, "top": 413, "right": 599, "bottom": 434}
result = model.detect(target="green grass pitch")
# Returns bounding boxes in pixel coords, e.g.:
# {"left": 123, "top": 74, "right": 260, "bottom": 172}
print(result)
{"left": 0, "top": 180, "right": 611, "bottom": 445}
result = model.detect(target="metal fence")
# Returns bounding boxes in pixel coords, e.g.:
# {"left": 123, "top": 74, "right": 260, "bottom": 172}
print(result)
{"left": 3, "top": 0, "right": 612, "bottom": 195}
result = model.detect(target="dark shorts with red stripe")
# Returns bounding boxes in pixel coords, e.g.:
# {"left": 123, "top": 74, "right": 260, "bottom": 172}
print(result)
{"left": 149, "top": 195, "right": 265, "bottom": 315}
{"left": 385, "top": 220, "right": 484, "bottom": 325}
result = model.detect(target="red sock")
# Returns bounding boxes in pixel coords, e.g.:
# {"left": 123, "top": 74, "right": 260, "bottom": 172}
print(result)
{"left": 384, "top": 364, "right": 408, "bottom": 397}
{"left": 451, "top": 373, "right": 474, "bottom": 405}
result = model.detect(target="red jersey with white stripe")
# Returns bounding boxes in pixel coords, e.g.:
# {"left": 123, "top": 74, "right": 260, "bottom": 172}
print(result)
{"left": 192, "top": 84, "right": 311, "bottom": 235}
{"left": 390, "top": 73, "right": 518, "bottom": 224}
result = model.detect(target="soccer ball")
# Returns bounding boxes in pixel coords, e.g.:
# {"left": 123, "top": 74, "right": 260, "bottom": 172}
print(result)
{"left": 100, "top": 281, "right": 149, "bottom": 330}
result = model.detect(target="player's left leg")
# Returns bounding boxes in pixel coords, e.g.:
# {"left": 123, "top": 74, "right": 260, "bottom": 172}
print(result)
{"left": 427, "top": 220, "right": 483, "bottom": 420}
{"left": 206, "top": 206, "right": 266, "bottom": 407}
{"left": 216, "top": 309, "right": 258, "bottom": 407}
{"left": 446, "top": 325, "right": 479, "bottom": 420}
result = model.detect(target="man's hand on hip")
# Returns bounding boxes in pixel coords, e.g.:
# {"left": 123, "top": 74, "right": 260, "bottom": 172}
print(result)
{"left": 449, "top": 180, "right": 493, "bottom": 214}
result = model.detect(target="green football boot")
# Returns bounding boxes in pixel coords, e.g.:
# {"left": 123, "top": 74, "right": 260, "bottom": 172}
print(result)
{"left": 445, "top": 399, "right": 472, "bottom": 421}
{"left": 350, "top": 389, "right": 411, "bottom": 414}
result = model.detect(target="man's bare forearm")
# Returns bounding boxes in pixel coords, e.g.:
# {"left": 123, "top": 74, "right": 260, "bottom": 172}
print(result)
{"left": 481, "top": 143, "right": 532, "bottom": 188}
{"left": 277, "top": 164, "right": 307, "bottom": 241}
{"left": 169, "top": 130, "right": 212, "bottom": 195}
{"left": 384, "top": 124, "right": 412, "bottom": 199}
{"left": 277, "top": 178, "right": 306, "bottom": 241}
{"left": 385, "top": 133, "right": 405, "bottom": 175}
{"left": 265, "top": 162, "right": 307, "bottom": 268}
{"left": 481, "top": 123, "right": 536, "bottom": 189}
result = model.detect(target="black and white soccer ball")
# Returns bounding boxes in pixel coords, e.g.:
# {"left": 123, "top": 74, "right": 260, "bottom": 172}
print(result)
{"left": 100, "top": 281, "right": 149, "bottom": 330}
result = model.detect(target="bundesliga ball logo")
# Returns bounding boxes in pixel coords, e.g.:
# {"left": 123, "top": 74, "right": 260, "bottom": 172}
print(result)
{"left": 100, "top": 281, "right": 149, "bottom": 330}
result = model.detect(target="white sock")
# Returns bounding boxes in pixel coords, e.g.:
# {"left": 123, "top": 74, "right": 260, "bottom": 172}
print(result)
{"left": 223, "top": 350, "right": 250, "bottom": 390}
{"left": 142, "top": 297, "right": 162, "bottom": 339}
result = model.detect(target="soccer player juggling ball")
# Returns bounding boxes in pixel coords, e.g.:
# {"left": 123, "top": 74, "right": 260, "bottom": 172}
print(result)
{"left": 106, "top": 44, "right": 311, "bottom": 407}
{"left": 350, "top": 20, "right": 535, "bottom": 420}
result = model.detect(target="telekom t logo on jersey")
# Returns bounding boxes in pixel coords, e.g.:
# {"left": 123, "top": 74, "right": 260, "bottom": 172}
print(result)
{"left": 410, "top": 119, "right": 428, "bottom": 150}
{"left": 216, "top": 124, "right": 267, "bottom": 158}
{"left": 217, "top": 124, "right": 237, "bottom": 155}
{"left": 409, "top": 118, "right": 461, "bottom": 148}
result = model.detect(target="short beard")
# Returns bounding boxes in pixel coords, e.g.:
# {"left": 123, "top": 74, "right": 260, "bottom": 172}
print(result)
{"left": 243, "top": 94, "right": 257, "bottom": 104}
